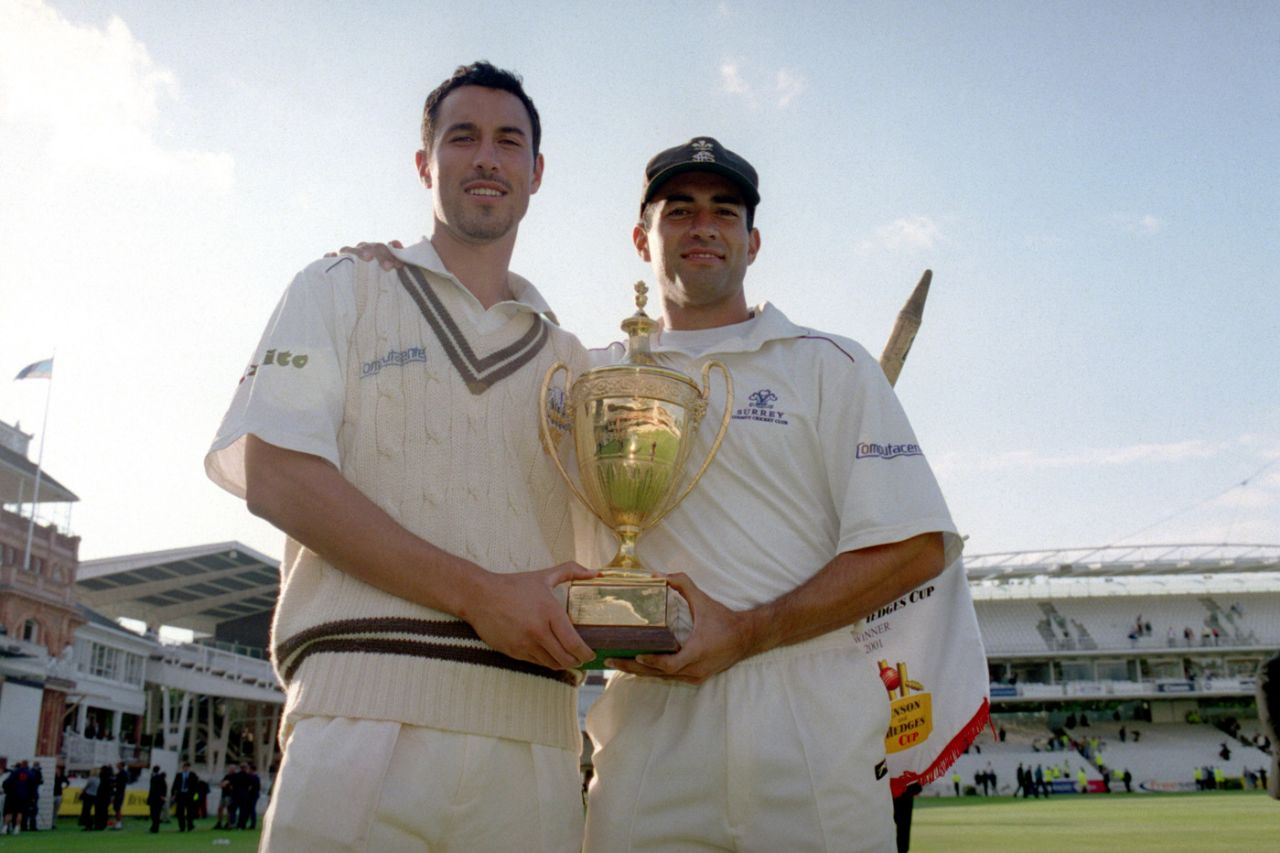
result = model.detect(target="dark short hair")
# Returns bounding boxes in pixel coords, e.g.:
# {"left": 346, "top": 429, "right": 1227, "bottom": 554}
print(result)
{"left": 421, "top": 61, "right": 541, "bottom": 158}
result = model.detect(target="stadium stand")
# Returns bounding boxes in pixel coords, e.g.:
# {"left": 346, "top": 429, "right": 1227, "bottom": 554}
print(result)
{"left": 922, "top": 718, "right": 1273, "bottom": 797}
{"left": 927, "top": 546, "right": 1280, "bottom": 796}
{"left": 974, "top": 600, "right": 1049, "bottom": 654}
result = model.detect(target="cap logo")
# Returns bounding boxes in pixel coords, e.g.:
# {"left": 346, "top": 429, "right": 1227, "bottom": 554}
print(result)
{"left": 691, "top": 139, "right": 715, "bottom": 162}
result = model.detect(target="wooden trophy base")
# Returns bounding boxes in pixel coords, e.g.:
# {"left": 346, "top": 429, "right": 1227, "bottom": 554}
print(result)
{"left": 567, "top": 579, "right": 680, "bottom": 670}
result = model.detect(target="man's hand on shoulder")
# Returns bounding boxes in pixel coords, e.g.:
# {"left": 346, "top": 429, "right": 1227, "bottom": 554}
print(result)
{"left": 607, "top": 573, "right": 762, "bottom": 684}
{"left": 462, "top": 562, "right": 599, "bottom": 671}
{"left": 322, "top": 240, "right": 406, "bottom": 269}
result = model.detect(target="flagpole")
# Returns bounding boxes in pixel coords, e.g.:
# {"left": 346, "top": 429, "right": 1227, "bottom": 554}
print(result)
{"left": 22, "top": 358, "right": 54, "bottom": 572}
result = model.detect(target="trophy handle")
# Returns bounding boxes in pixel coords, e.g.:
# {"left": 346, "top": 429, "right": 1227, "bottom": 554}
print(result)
{"left": 645, "top": 359, "right": 733, "bottom": 531}
{"left": 539, "top": 361, "right": 613, "bottom": 529}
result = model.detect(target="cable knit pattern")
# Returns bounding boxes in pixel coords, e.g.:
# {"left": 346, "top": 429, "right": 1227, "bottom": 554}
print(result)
{"left": 270, "top": 260, "right": 587, "bottom": 750}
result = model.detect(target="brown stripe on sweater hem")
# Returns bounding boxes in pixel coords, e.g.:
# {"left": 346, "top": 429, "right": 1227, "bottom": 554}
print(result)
{"left": 279, "top": 637, "right": 579, "bottom": 686}
{"left": 274, "top": 617, "right": 480, "bottom": 665}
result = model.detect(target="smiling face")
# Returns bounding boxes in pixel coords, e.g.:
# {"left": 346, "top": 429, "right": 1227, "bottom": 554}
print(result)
{"left": 635, "top": 171, "right": 760, "bottom": 329}
{"left": 415, "top": 85, "right": 543, "bottom": 246}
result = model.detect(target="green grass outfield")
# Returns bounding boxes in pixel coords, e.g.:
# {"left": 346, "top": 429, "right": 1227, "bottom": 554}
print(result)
{"left": 0, "top": 793, "right": 1273, "bottom": 851}
{"left": 910, "top": 791, "right": 1276, "bottom": 853}
{"left": 0, "top": 817, "right": 259, "bottom": 852}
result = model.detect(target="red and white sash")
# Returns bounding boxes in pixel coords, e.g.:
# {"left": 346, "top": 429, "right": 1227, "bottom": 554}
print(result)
{"left": 857, "top": 557, "right": 990, "bottom": 796}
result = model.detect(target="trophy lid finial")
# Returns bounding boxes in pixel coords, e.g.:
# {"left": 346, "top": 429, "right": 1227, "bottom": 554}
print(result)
{"left": 620, "top": 280, "right": 659, "bottom": 365}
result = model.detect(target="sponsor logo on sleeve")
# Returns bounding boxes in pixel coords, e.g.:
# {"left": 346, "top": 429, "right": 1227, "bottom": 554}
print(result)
{"left": 239, "top": 348, "right": 310, "bottom": 384}
{"left": 360, "top": 347, "right": 428, "bottom": 378}
{"left": 732, "top": 388, "right": 789, "bottom": 426}
{"left": 856, "top": 441, "right": 922, "bottom": 460}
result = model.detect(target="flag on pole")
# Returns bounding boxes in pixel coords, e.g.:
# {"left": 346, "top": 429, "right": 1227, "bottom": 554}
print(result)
{"left": 14, "top": 358, "right": 54, "bottom": 380}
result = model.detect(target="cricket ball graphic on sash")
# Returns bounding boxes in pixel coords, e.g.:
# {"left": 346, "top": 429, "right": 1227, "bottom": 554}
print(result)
{"left": 881, "top": 659, "right": 935, "bottom": 754}
{"left": 539, "top": 282, "right": 732, "bottom": 668}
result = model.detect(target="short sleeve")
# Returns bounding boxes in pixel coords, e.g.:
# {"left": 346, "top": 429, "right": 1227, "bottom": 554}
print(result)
{"left": 204, "top": 258, "right": 356, "bottom": 498}
{"left": 821, "top": 344, "right": 962, "bottom": 564}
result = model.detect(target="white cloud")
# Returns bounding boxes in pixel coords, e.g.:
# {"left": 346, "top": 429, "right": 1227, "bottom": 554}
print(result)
{"left": 1208, "top": 485, "right": 1275, "bottom": 511}
{"left": 774, "top": 68, "right": 806, "bottom": 108}
{"left": 719, "top": 61, "right": 755, "bottom": 107}
{"left": 0, "top": 0, "right": 233, "bottom": 192}
{"left": 1093, "top": 440, "right": 1220, "bottom": 465}
{"left": 1143, "top": 515, "right": 1277, "bottom": 544}
{"left": 934, "top": 439, "right": 1222, "bottom": 475}
{"left": 933, "top": 436, "right": 1280, "bottom": 476}
{"left": 940, "top": 437, "right": 1280, "bottom": 548}
{"left": 855, "top": 216, "right": 942, "bottom": 254}
{"left": 719, "top": 60, "right": 805, "bottom": 110}
{"left": 1109, "top": 212, "right": 1164, "bottom": 236}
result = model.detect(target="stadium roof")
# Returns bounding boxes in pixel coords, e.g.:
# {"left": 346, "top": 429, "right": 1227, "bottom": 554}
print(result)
{"left": 71, "top": 541, "right": 1279, "bottom": 633}
{"left": 76, "top": 542, "right": 278, "bottom": 635}
{"left": 966, "top": 543, "right": 1280, "bottom": 581}
{"left": 0, "top": 441, "right": 78, "bottom": 504}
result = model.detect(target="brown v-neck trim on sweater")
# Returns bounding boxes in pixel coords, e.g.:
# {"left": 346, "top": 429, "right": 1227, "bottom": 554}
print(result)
{"left": 397, "top": 265, "right": 549, "bottom": 395}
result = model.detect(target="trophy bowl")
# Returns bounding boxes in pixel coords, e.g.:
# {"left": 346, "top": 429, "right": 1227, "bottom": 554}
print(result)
{"left": 572, "top": 364, "right": 706, "bottom": 571}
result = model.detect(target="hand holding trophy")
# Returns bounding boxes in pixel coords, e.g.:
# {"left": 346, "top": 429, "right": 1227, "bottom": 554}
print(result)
{"left": 539, "top": 282, "right": 732, "bottom": 668}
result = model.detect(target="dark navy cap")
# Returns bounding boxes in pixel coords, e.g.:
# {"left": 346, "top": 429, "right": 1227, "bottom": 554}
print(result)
{"left": 640, "top": 137, "right": 760, "bottom": 214}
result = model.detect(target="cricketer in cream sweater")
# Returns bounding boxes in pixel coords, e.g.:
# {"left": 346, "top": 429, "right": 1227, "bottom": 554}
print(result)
{"left": 206, "top": 63, "right": 594, "bottom": 852}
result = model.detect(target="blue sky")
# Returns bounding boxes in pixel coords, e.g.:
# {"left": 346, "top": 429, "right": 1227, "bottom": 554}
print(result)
{"left": 1, "top": 0, "right": 1276, "bottom": 562}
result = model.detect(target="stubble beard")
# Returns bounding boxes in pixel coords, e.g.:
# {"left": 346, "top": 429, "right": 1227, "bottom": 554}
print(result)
{"left": 435, "top": 175, "right": 522, "bottom": 244}
{"left": 446, "top": 203, "right": 517, "bottom": 243}
{"left": 662, "top": 266, "right": 743, "bottom": 310}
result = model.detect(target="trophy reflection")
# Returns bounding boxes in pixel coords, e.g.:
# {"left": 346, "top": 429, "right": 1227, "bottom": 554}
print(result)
{"left": 539, "top": 282, "right": 731, "bottom": 668}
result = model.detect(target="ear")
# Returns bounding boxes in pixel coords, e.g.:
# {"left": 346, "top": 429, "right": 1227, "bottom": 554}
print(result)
{"left": 415, "top": 149, "right": 431, "bottom": 188}
{"left": 633, "top": 223, "right": 651, "bottom": 261}
{"left": 745, "top": 228, "right": 761, "bottom": 266}
{"left": 530, "top": 152, "right": 544, "bottom": 195}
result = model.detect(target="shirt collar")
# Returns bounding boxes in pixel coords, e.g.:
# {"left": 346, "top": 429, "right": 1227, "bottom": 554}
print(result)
{"left": 649, "top": 303, "right": 807, "bottom": 356}
{"left": 391, "top": 238, "right": 555, "bottom": 318}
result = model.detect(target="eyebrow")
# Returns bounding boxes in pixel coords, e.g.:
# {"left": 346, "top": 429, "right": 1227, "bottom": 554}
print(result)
{"left": 443, "top": 121, "right": 527, "bottom": 140}
{"left": 662, "top": 192, "right": 744, "bottom": 206}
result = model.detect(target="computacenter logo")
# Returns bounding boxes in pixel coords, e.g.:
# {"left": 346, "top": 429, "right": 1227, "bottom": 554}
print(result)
{"left": 361, "top": 347, "right": 427, "bottom": 378}
{"left": 856, "top": 442, "right": 923, "bottom": 460}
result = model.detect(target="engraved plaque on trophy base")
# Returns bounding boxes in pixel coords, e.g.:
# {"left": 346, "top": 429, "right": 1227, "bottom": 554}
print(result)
{"left": 568, "top": 579, "right": 680, "bottom": 669}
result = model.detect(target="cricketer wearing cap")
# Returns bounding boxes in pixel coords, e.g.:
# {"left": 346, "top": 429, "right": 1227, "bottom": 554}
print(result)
{"left": 577, "top": 138, "right": 963, "bottom": 853}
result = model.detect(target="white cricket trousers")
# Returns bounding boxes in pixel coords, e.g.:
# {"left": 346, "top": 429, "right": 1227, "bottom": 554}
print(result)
{"left": 260, "top": 716, "right": 583, "bottom": 852}
{"left": 584, "top": 631, "right": 894, "bottom": 852}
